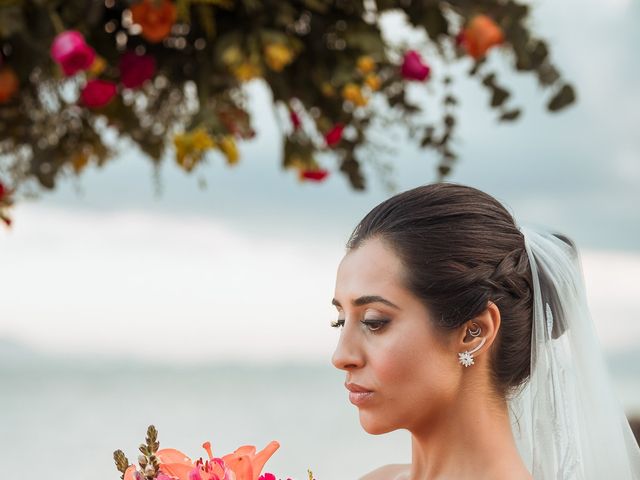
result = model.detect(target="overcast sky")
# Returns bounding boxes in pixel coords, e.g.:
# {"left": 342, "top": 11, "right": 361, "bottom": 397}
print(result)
{"left": 0, "top": 0, "right": 638, "bottom": 362}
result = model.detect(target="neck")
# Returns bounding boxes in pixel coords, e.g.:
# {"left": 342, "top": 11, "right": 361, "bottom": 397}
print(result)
{"left": 407, "top": 390, "right": 528, "bottom": 480}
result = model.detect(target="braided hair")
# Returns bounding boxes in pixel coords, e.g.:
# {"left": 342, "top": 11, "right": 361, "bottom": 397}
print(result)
{"left": 346, "top": 182, "right": 535, "bottom": 399}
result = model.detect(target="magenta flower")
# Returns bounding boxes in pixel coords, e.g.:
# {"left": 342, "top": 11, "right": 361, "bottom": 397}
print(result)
{"left": 290, "top": 110, "right": 301, "bottom": 130}
{"left": 188, "top": 468, "right": 203, "bottom": 480}
{"left": 300, "top": 169, "right": 329, "bottom": 182}
{"left": 119, "top": 51, "right": 156, "bottom": 89}
{"left": 324, "top": 123, "right": 344, "bottom": 147}
{"left": 80, "top": 79, "right": 117, "bottom": 108}
{"left": 401, "top": 50, "right": 431, "bottom": 81}
{"left": 50, "top": 30, "right": 96, "bottom": 76}
{"left": 259, "top": 474, "right": 276, "bottom": 480}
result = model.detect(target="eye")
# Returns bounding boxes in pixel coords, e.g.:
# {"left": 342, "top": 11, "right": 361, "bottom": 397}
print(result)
{"left": 330, "top": 319, "right": 345, "bottom": 328}
{"left": 361, "top": 319, "right": 389, "bottom": 333}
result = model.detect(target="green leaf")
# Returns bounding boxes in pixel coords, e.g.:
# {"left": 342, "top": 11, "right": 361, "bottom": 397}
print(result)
{"left": 419, "top": 6, "right": 449, "bottom": 42}
{"left": 197, "top": 4, "right": 217, "bottom": 39}
{"left": 343, "top": 25, "right": 385, "bottom": 55}
{"left": 283, "top": 136, "right": 315, "bottom": 169}
{"left": 0, "top": 4, "right": 24, "bottom": 37}
{"left": 302, "top": 0, "right": 331, "bottom": 13}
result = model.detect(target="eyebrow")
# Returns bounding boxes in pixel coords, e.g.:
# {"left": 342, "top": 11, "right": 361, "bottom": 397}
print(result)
{"left": 331, "top": 295, "right": 400, "bottom": 310}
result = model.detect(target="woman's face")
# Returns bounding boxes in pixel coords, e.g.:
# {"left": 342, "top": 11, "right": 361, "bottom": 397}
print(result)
{"left": 331, "top": 237, "right": 463, "bottom": 435}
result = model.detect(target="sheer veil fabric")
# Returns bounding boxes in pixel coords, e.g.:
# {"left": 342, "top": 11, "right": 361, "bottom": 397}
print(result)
{"left": 507, "top": 225, "right": 640, "bottom": 479}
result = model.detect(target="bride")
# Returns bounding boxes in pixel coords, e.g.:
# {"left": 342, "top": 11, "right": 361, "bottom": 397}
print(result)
{"left": 330, "top": 183, "right": 640, "bottom": 480}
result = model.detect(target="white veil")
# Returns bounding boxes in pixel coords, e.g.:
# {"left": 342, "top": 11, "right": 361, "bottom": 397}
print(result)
{"left": 507, "top": 224, "right": 640, "bottom": 479}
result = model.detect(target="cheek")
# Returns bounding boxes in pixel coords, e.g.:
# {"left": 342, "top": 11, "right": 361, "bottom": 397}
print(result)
{"left": 372, "top": 326, "right": 458, "bottom": 401}
{"left": 357, "top": 323, "right": 460, "bottom": 434}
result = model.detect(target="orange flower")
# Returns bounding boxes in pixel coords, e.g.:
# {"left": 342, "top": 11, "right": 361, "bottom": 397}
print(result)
{"left": 364, "top": 74, "right": 381, "bottom": 91}
{"left": 123, "top": 440, "right": 280, "bottom": 480}
{"left": 221, "top": 441, "right": 280, "bottom": 480}
{"left": 0, "top": 66, "right": 19, "bottom": 103}
{"left": 460, "top": 14, "right": 504, "bottom": 60}
{"left": 342, "top": 82, "right": 368, "bottom": 106}
{"left": 356, "top": 56, "right": 375, "bottom": 74}
{"left": 131, "top": 0, "right": 177, "bottom": 43}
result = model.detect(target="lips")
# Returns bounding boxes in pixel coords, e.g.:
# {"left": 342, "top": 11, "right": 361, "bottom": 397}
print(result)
{"left": 345, "top": 382, "right": 373, "bottom": 393}
{"left": 345, "top": 382, "right": 374, "bottom": 406}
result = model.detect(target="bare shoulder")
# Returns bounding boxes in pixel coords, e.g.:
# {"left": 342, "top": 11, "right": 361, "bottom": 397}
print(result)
{"left": 359, "top": 464, "right": 410, "bottom": 480}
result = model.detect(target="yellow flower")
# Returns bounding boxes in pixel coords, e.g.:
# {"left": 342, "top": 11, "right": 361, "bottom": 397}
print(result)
{"left": 321, "top": 82, "right": 335, "bottom": 97}
{"left": 232, "top": 62, "right": 262, "bottom": 82}
{"left": 218, "top": 135, "right": 239, "bottom": 165}
{"left": 364, "top": 73, "right": 381, "bottom": 91}
{"left": 174, "top": 128, "right": 215, "bottom": 172}
{"left": 191, "top": 129, "right": 215, "bottom": 150}
{"left": 264, "top": 43, "right": 295, "bottom": 72}
{"left": 357, "top": 56, "right": 375, "bottom": 74}
{"left": 342, "top": 82, "right": 368, "bottom": 107}
{"left": 221, "top": 45, "right": 243, "bottom": 66}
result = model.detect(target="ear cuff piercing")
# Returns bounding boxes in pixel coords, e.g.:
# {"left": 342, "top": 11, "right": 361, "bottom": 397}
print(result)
{"left": 458, "top": 323, "right": 486, "bottom": 367}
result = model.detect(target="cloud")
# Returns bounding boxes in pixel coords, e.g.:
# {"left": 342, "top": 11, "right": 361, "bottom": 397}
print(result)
{"left": 1, "top": 206, "right": 638, "bottom": 361}
{"left": 0, "top": 205, "right": 344, "bottom": 363}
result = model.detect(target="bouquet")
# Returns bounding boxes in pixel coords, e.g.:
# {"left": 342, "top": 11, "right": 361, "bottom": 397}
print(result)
{"left": 114, "top": 425, "right": 314, "bottom": 480}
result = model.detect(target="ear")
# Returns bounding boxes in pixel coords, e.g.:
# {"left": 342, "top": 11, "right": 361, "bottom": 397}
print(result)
{"left": 457, "top": 300, "right": 501, "bottom": 359}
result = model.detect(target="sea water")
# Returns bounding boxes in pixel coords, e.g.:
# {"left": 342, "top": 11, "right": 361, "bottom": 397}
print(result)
{"left": 1, "top": 350, "right": 638, "bottom": 479}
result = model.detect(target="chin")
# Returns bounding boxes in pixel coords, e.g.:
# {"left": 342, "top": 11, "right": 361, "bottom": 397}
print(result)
{"left": 358, "top": 410, "right": 397, "bottom": 435}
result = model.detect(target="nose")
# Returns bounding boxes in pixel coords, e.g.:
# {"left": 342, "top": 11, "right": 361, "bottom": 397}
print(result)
{"left": 331, "top": 324, "right": 364, "bottom": 371}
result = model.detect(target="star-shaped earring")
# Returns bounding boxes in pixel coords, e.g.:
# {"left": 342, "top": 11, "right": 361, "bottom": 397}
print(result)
{"left": 458, "top": 324, "right": 486, "bottom": 367}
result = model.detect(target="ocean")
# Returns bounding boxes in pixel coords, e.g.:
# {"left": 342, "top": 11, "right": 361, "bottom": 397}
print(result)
{"left": 1, "top": 346, "right": 638, "bottom": 480}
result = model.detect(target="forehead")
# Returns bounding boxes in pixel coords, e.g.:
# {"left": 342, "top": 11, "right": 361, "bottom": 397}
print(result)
{"left": 335, "top": 238, "right": 407, "bottom": 299}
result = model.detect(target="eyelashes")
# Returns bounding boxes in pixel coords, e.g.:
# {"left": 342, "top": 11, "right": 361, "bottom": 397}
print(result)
{"left": 330, "top": 318, "right": 390, "bottom": 333}
{"left": 330, "top": 319, "right": 345, "bottom": 328}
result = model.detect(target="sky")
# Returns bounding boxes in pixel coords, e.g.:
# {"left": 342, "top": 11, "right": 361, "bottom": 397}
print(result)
{"left": 0, "top": 0, "right": 639, "bottom": 362}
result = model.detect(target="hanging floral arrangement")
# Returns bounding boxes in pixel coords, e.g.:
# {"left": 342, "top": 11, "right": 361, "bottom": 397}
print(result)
{"left": 0, "top": 0, "right": 575, "bottom": 226}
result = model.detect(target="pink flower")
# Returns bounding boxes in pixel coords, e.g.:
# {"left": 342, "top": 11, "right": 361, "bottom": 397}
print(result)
{"left": 401, "top": 50, "right": 430, "bottom": 81}
{"left": 324, "top": 123, "right": 344, "bottom": 147}
{"left": 157, "top": 474, "right": 174, "bottom": 480}
{"left": 80, "top": 79, "right": 117, "bottom": 108}
{"left": 188, "top": 468, "right": 203, "bottom": 480}
{"left": 259, "top": 474, "right": 276, "bottom": 480}
{"left": 119, "top": 51, "right": 156, "bottom": 89}
{"left": 50, "top": 30, "right": 96, "bottom": 76}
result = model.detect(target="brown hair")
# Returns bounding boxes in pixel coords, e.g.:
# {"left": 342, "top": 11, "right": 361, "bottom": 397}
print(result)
{"left": 629, "top": 417, "right": 640, "bottom": 447}
{"left": 346, "top": 182, "right": 535, "bottom": 398}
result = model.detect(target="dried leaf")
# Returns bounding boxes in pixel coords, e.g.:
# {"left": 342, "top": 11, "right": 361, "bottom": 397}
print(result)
{"left": 490, "top": 86, "right": 510, "bottom": 108}
{"left": 499, "top": 108, "right": 522, "bottom": 121}
{"left": 547, "top": 84, "right": 576, "bottom": 112}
